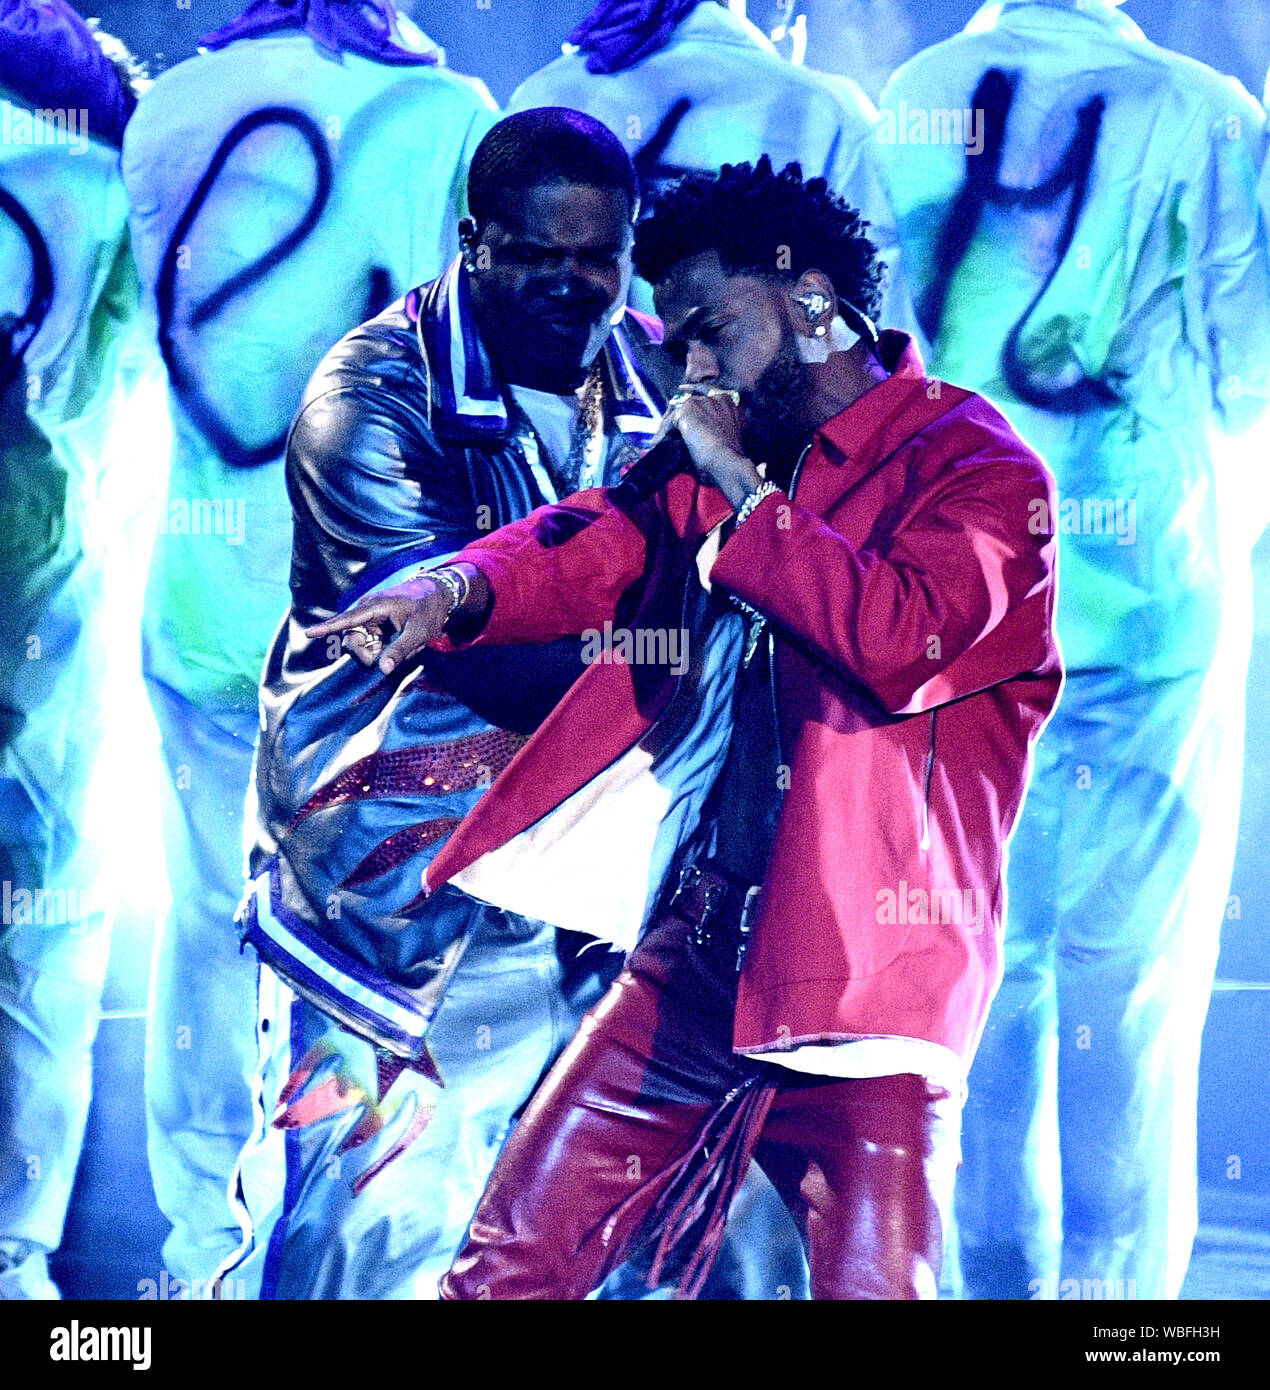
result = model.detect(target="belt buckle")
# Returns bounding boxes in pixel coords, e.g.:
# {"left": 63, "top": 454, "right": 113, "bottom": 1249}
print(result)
{"left": 735, "top": 885, "right": 762, "bottom": 971}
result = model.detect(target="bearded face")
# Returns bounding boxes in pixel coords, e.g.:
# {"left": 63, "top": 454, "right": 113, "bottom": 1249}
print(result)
{"left": 466, "top": 182, "right": 633, "bottom": 394}
{"left": 741, "top": 317, "right": 816, "bottom": 475}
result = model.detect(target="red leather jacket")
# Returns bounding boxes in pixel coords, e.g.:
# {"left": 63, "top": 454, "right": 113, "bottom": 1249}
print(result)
{"left": 424, "top": 334, "right": 1062, "bottom": 1067}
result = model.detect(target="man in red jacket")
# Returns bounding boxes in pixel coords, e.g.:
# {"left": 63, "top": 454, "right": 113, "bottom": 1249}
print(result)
{"left": 310, "top": 157, "right": 1062, "bottom": 1299}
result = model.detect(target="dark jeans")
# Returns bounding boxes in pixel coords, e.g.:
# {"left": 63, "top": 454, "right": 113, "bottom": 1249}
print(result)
{"left": 441, "top": 866, "right": 963, "bottom": 1300}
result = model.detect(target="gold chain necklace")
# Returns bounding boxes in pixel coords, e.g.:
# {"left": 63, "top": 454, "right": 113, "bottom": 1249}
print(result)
{"left": 564, "top": 358, "right": 607, "bottom": 492}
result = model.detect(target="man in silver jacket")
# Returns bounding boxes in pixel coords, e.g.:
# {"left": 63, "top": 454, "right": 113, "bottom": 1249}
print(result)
{"left": 217, "top": 108, "right": 684, "bottom": 1299}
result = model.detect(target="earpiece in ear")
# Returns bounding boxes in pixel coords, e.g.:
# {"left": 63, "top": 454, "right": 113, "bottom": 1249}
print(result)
{"left": 798, "top": 292, "right": 830, "bottom": 325}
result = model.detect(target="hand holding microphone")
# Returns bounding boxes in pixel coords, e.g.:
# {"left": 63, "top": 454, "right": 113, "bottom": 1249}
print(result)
{"left": 613, "top": 385, "right": 761, "bottom": 507}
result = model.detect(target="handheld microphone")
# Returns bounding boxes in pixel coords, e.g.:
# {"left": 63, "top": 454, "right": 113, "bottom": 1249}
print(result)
{"left": 610, "top": 386, "right": 741, "bottom": 507}
{"left": 609, "top": 430, "right": 693, "bottom": 507}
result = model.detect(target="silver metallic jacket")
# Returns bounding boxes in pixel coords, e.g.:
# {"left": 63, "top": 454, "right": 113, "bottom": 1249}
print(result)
{"left": 237, "top": 259, "right": 666, "bottom": 1064}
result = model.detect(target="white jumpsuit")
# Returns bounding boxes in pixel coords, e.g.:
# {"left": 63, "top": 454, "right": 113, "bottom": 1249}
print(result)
{"left": 0, "top": 90, "right": 143, "bottom": 1295}
{"left": 877, "top": 0, "right": 1270, "bottom": 1299}
{"left": 121, "top": 25, "right": 495, "bottom": 1287}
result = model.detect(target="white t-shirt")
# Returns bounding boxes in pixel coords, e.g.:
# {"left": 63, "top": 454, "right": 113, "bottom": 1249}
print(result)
{"left": 507, "top": 383, "right": 582, "bottom": 489}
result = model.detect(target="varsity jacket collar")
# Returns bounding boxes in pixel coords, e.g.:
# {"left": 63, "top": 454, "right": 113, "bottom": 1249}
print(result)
{"left": 409, "top": 255, "right": 662, "bottom": 449}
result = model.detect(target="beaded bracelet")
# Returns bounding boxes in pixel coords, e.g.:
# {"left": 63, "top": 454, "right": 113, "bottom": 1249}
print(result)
{"left": 734, "top": 480, "right": 780, "bottom": 528}
{"left": 428, "top": 566, "right": 469, "bottom": 614}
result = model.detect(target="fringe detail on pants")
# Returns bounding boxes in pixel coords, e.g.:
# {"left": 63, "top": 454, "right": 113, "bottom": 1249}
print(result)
{"left": 607, "top": 1075, "right": 779, "bottom": 1300}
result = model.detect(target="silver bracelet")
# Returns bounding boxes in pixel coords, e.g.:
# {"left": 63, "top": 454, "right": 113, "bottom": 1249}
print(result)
{"left": 735, "top": 480, "right": 780, "bottom": 528}
{"left": 427, "top": 566, "right": 469, "bottom": 614}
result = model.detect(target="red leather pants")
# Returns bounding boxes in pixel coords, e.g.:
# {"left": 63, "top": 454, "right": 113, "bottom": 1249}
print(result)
{"left": 441, "top": 890, "right": 962, "bottom": 1300}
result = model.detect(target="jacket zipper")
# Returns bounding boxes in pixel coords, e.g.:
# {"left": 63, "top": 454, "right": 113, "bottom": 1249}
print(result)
{"left": 920, "top": 708, "right": 936, "bottom": 852}
{"left": 768, "top": 443, "right": 813, "bottom": 775}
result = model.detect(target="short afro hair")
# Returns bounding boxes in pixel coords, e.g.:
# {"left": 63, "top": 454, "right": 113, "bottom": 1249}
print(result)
{"left": 467, "top": 108, "right": 638, "bottom": 227}
{"left": 633, "top": 156, "right": 885, "bottom": 321}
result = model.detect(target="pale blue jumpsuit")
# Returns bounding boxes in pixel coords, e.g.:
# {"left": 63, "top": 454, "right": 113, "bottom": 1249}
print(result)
{"left": 0, "top": 14, "right": 147, "bottom": 1299}
{"left": 121, "top": 19, "right": 496, "bottom": 1286}
{"left": 877, "top": 0, "right": 1270, "bottom": 1299}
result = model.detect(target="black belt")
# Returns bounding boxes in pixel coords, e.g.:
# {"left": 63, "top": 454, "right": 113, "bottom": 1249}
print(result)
{"left": 662, "top": 860, "right": 762, "bottom": 971}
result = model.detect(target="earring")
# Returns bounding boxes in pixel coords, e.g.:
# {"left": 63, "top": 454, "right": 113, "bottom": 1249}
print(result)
{"left": 458, "top": 216, "right": 479, "bottom": 273}
{"left": 813, "top": 324, "right": 827, "bottom": 337}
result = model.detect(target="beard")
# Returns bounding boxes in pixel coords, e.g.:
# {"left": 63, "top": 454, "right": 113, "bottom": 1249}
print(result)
{"left": 474, "top": 275, "right": 615, "bottom": 391}
{"left": 741, "top": 323, "right": 814, "bottom": 479}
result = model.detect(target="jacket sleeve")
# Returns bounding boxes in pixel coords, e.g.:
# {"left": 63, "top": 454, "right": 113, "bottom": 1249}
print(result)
{"left": 286, "top": 382, "right": 478, "bottom": 621}
{"left": 1178, "top": 82, "right": 1270, "bottom": 437}
{"left": 709, "top": 431, "right": 1058, "bottom": 716}
{"left": 436, "top": 487, "right": 652, "bottom": 648}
